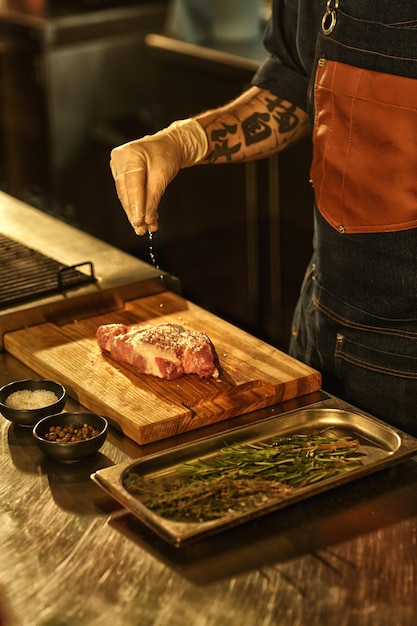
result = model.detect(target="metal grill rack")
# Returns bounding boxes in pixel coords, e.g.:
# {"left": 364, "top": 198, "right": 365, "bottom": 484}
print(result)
{"left": 0, "top": 234, "right": 97, "bottom": 309}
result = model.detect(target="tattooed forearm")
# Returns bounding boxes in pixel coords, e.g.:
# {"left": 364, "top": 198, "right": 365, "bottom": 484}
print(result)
{"left": 196, "top": 86, "right": 310, "bottom": 164}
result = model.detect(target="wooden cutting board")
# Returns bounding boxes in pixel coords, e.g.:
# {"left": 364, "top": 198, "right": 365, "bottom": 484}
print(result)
{"left": 4, "top": 291, "right": 321, "bottom": 444}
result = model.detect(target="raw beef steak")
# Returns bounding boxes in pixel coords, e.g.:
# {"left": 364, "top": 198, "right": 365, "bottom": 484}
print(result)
{"left": 96, "top": 322, "right": 219, "bottom": 380}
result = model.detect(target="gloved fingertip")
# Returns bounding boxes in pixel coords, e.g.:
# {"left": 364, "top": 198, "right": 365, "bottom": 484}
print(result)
{"left": 147, "top": 222, "right": 159, "bottom": 234}
{"left": 134, "top": 225, "right": 147, "bottom": 236}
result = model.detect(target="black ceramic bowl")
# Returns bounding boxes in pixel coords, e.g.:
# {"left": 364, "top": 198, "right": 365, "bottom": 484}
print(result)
{"left": 0, "top": 379, "right": 67, "bottom": 427}
{"left": 33, "top": 411, "right": 108, "bottom": 462}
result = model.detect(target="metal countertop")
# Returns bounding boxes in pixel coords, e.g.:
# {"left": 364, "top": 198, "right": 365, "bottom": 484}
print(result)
{"left": 1, "top": 351, "right": 417, "bottom": 626}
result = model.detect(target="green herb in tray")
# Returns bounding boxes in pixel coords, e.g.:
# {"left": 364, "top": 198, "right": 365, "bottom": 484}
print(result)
{"left": 124, "top": 431, "right": 363, "bottom": 523}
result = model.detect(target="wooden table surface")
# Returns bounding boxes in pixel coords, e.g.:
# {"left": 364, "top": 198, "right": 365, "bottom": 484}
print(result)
{"left": 1, "top": 350, "right": 417, "bottom": 626}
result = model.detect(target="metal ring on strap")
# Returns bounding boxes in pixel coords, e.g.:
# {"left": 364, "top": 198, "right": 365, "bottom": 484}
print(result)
{"left": 321, "top": 0, "right": 339, "bottom": 35}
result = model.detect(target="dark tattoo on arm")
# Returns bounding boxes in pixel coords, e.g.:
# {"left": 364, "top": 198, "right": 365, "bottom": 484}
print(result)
{"left": 207, "top": 123, "right": 242, "bottom": 162}
{"left": 206, "top": 96, "right": 302, "bottom": 162}
{"left": 265, "top": 96, "right": 299, "bottom": 133}
{"left": 242, "top": 112, "right": 272, "bottom": 145}
{"left": 242, "top": 98, "right": 300, "bottom": 145}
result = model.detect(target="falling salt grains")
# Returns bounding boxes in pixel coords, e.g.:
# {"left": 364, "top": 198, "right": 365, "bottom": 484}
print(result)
{"left": 148, "top": 229, "right": 160, "bottom": 270}
{"left": 148, "top": 229, "right": 166, "bottom": 288}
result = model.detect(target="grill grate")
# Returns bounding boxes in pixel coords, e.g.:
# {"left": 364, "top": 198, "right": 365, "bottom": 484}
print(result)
{"left": 0, "top": 234, "right": 97, "bottom": 310}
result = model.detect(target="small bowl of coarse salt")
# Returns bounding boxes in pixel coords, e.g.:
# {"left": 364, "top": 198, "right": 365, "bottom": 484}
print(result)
{"left": 0, "top": 379, "right": 67, "bottom": 427}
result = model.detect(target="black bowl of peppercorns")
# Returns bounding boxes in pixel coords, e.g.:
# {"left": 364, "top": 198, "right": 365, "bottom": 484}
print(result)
{"left": 32, "top": 411, "right": 108, "bottom": 461}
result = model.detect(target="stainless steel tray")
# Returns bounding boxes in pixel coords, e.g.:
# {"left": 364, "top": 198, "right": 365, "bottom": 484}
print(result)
{"left": 91, "top": 402, "right": 417, "bottom": 546}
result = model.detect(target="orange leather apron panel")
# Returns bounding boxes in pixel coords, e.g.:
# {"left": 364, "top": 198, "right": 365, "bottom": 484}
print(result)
{"left": 310, "top": 59, "right": 417, "bottom": 234}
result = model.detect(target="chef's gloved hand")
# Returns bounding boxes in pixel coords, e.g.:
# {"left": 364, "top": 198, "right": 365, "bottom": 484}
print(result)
{"left": 110, "top": 118, "right": 208, "bottom": 235}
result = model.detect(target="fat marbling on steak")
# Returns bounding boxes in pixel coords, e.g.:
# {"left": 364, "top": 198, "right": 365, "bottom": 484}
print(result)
{"left": 96, "top": 322, "right": 219, "bottom": 380}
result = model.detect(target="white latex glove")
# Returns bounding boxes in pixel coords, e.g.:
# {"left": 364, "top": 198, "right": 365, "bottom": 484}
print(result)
{"left": 110, "top": 118, "right": 208, "bottom": 235}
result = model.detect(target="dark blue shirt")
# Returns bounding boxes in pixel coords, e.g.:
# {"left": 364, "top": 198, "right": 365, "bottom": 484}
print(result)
{"left": 252, "top": 1, "right": 417, "bottom": 112}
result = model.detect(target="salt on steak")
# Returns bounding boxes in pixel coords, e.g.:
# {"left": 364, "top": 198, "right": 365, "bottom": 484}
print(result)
{"left": 96, "top": 322, "right": 219, "bottom": 381}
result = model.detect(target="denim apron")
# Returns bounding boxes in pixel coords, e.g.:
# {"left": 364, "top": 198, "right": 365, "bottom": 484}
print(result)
{"left": 289, "top": 1, "right": 417, "bottom": 433}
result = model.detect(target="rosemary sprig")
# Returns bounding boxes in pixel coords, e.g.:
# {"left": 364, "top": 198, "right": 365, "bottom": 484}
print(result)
{"left": 182, "top": 433, "right": 361, "bottom": 488}
{"left": 130, "top": 476, "right": 293, "bottom": 523}
{"left": 124, "top": 431, "right": 363, "bottom": 523}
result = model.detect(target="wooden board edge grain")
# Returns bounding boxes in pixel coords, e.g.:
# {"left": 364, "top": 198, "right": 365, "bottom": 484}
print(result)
{"left": 135, "top": 372, "right": 322, "bottom": 445}
{"left": 279, "top": 371, "right": 323, "bottom": 402}
{"left": 63, "top": 385, "right": 193, "bottom": 443}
